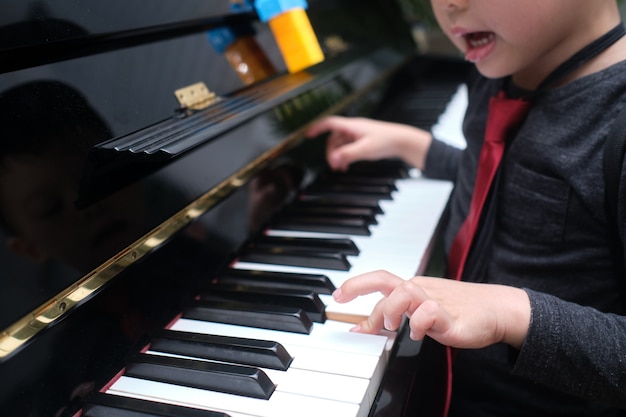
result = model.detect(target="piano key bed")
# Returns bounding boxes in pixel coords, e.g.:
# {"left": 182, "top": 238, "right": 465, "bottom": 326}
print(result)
{"left": 81, "top": 173, "right": 454, "bottom": 416}
{"left": 75, "top": 78, "right": 467, "bottom": 417}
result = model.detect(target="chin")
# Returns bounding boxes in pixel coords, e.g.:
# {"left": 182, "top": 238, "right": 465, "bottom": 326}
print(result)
{"left": 473, "top": 64, "right": 514, "bottom": 80}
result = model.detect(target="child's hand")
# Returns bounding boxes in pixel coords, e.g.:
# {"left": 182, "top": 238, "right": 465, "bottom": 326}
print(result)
{"left": 333, "top": 270, "right": 531, "bottom": 350}
{"left": 305, "top": 116, "right": 432, "bottom": 171}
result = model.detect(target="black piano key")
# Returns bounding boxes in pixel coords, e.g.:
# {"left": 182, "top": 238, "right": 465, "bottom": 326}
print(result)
{"left": 83, "top": 392, "right": 230, "bottom": 417}
{"left": 271, "top": 216, "right": 371, "bottom": 236}
{"left": 294, "top": 196, "right": 384, "bottom": 214}
{"left": 183, "top": 299, "right": 314, "bottom": 334}
{"left": 124, "top": 353, "right": 276, "bottom": 400}
{"left": 239, "top": 246, "right": 351, "bottom": 271}
{"left": 150, "top": 329, "right": 293, "bottom": 371}
{"left": 213, "top": 269, "right": 336, "bottom": 294}
{"left": 343, "top": 159, "right": 411, "bottom": 178}
{"left": 315, "top": 173, "right": 398, "bottom": 189}
{"left": 281, "top": 206, "right": 378, "bottom": 225}
{"left": 198, "top": 284, "right": 327, "bottom": 323}
{"left": 251, "top": 235, "right": 360, "bottom": 256}
{"left": 302, "top": 183, "right": 393, "bottom": 200}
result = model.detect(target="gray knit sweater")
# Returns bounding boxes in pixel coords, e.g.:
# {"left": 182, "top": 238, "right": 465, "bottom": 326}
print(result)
{"left": 423, "top": 61, "right": 626, "bottom": 416}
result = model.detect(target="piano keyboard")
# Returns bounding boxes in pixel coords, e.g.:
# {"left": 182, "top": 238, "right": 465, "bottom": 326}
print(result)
{"left": 234, "top": 171, "right": 453, "bottom": 321}
{"left": 99, "top": 320, "right": 395, "bottom": 417}
{"left": 80, "top": 82, "right": 467, "bottom": 417}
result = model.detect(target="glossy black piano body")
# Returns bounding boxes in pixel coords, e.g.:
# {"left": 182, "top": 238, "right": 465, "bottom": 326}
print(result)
{"left": 0, "top": 1, "right": 470, "bottom": 415}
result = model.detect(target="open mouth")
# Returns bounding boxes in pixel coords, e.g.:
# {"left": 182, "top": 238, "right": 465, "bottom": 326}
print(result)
{"left": 462, "top": 31, "right": 496, "bottom": 62}
{"left": 465, "top": 32, "right": 495, "bottom": 48}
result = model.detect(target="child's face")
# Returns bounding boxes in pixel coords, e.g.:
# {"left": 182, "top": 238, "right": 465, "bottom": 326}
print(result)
{"left": 430, "top": 0, "right": 614, "bottom": 88}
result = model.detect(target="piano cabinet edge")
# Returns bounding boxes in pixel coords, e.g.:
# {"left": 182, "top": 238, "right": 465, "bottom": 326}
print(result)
{"left": 369, "top": 201, "right": 451, "bottom": 417}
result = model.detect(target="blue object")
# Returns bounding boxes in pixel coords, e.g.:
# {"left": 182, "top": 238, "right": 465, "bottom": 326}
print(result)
{"left": 207, "top": 23, "right": 256, "bottom": 53}
{"left": 254, "top": 0, "right": 308, "bottom": 22}
{"left": 231, "top": 0, "right": 254, "bottom": 12}
{"left": 207, "top": 27, "right": 236, "bottom": 53}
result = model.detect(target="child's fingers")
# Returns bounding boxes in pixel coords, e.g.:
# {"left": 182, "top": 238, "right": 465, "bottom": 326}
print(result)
{"left": 408, "top": 298, "right": 453, "bottom": 342}
{"left": 333, "top": 270, "right": 404, "bottom": 303}
{"left": 305, "top": 116, "right": 350, "bottom": 138}
{"left": 347, "top": 277, "right": 434, "bottom": 335}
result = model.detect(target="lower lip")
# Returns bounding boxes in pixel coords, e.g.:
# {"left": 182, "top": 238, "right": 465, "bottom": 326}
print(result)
{"left": 465, "top": 40, "right": 496, "bottom": 63}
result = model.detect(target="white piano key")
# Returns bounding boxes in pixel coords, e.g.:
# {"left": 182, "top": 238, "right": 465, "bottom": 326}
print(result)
{"left": 168, "top": 318, "right": 391, "bottom": 402}
{"left": 267, "top": 177, "right": 452, "bottom": 258}
{"left": 144, "top": 349, "right": 373, "bottom": 405}
{"left": 141, "top": 316, "right": 397, "bottom": 409}
{"left": 228, "top": 262, "right": 382, "bottom": 318}
{"left": 318, "top": 319, "right": 398, "bottom": 358}
{"left": 170, "top": 318, "right": 388, "bottom": 365}
{"left": 108, "top": 376, "right": 367, "bottom": 417}
{"left": 99, "top": 83, "right": 466, "bottom": 417}
{"left": 430, "top": 83, "right": 468, "bottom": 149}
{"left": 110, "top": 322, "right": 393, "bottom": 417}
{"left": 264, "top": 367, "right": 371, "bottom": 405}
{"left": 237, "top": 177, "right": 453, "bottom": 318}
{"left": 229, "top": 250, "right": 415, "bottom": 315}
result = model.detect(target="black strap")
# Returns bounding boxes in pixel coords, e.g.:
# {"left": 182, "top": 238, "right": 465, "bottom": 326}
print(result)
{"left": 538, "top": 23, "right": 626, "bottom": 91}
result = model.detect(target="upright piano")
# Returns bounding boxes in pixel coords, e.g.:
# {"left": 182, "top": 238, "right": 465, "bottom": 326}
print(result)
{"left": 0, "top": 1, "right": 470, "bottom": 416}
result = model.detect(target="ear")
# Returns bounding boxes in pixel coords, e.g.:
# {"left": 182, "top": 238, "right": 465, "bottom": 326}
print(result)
{"left": 7, "top": 236, "right": 49, "bottom": 263}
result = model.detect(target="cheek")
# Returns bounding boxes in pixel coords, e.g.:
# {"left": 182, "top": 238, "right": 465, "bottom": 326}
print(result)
{"left": 487, "top": 2, "right": 556, "bottom": 49}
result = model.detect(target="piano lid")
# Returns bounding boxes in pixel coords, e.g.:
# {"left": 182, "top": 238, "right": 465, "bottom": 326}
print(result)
{"left": 0, "top": 1, "right": 255, "bottom": 74}
{"left": 0, "top": 0, "right": 417, "bottom": 359}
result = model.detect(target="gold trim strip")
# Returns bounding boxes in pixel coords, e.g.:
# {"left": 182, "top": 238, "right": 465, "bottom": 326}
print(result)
{"left": 0, "top": 60, "right": 404, "bottom": 361}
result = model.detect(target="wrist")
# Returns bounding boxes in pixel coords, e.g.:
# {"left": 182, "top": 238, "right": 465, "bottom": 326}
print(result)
{"left": 500, "top": 287, "right": 532, "bottom": 349}
{"left": 394, "top": 125, "right": 432, "bottom": 170}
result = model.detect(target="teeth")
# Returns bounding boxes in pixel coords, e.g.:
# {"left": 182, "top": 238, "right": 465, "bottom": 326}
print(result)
{"left": 467, "top": 32, "right": 494, "bottom": 48}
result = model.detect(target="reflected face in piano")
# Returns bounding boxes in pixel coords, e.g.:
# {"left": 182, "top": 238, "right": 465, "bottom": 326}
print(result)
{"left": 0, "top": 81, "right": 150, "bottom": 273}
{"left": 0, "top": 152, "right": 149, "bottom": 272}
{"left": 430, "top": 0, "right": 613, "bottom": 88}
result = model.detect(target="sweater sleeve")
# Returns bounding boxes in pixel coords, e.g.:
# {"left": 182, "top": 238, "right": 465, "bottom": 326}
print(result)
{"left": 422, "top": 137, "right": 463, "bottom": 181}
{"left": 512, "top": 288, "right": 626, "bottom": 408}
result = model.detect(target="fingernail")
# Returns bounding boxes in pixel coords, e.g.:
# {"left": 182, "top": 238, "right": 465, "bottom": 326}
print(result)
{"left": 332, "top": 288, "right": 343, "bottom": 301}
{"left": 350, "top": 324, "right": 362, "bottom": 333}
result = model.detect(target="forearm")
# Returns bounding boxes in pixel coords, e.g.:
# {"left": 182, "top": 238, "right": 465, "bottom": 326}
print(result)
{"left": 390, "top": 124, "right": 433, "bottom": 170}
{"left": 421, "top": 137, "right": 463, "bottom": 181}
{"left": 513, "top": 289, "right": 626, "bottom": 407}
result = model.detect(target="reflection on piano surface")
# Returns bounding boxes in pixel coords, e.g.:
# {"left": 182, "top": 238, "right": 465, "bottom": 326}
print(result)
{"left": 0, "top": 1, "right": 470, "bottom": 416}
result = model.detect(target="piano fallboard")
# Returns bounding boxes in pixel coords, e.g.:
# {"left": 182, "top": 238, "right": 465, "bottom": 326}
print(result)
{"left": 0, "top": 0, "right": 470, "bottom": 415}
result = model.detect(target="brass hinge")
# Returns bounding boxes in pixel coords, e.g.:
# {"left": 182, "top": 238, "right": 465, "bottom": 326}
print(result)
{"left": 174, "top": 82, "right": 220, "bottom": 110}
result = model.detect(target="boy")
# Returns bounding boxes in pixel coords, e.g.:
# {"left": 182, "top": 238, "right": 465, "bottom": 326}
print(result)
{"left": 306, "top": 0, "right": 626, "bottom": 415}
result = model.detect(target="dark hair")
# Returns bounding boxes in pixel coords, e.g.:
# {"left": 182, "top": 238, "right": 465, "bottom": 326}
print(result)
{"left": 0, "top": 80, "right": 112, "bottom": 234}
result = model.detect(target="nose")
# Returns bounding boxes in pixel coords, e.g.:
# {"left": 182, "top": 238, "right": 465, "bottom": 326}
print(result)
{"left": 432, "top": 0, "right": 468, "bottom": 12}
